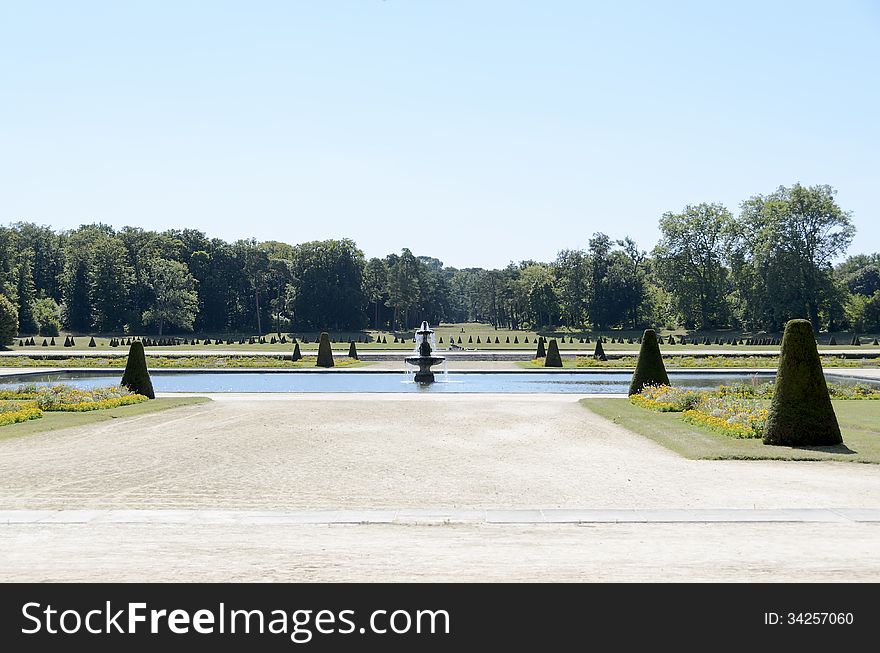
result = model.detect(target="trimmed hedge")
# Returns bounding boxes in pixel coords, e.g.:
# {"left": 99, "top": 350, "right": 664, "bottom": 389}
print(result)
{"left": 544, "top": 339, "right": 563, "bottom": 367}
{"left": 628, "top": 329, "right": 669, "bottom": 396}
{"left": 121, "top": 341, "right": 155, "bottom": 399}
{"left": 316, "top": 332, "right": 334, "bottom": 367}
{"left": 763, "top": 319, "right": 841, "bottom": 446}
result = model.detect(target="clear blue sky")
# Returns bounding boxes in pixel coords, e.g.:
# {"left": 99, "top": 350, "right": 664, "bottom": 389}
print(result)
{"left": 1, "top": 1, "right": 878, "bottom": 268}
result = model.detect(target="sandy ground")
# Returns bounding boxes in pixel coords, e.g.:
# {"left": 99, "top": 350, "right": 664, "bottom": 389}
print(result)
{"left": 1, "top": 394, "right": 879, "bottom": 581}
{"left": 2, "top": 522, "right": 879, "bottom": 582}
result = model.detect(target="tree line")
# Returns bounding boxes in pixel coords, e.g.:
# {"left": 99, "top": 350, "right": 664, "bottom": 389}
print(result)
{"left": 2, "top": 183, "right": 878, "bottom": 337}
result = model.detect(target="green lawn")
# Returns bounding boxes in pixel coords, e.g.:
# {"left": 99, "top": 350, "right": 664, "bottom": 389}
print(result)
{"left": 581, "top": 398, "right": 880, "bottom": 463}
{"left": 518, "top": 356, "right": 878, "bottom": 369}
{"left": 0, "top": 396, "right": 211, "bottom": 441}
{"left": 0, "top": 355, "right": 373, "bottom": 369}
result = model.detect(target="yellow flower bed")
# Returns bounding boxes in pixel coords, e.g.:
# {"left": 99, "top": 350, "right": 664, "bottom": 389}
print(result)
{"left": 630, "top": 384, "right": 768, "bottom": 438}
{"left": 0, "top": 406, "right": 44, "bottom": 426}
{"left": 629, "top": 385, "right": 702, "bottom": 412}
{"left": 630, "top": 393, "right": 678, "bottom": 412}
{"left": 681, "top": 408, "right": 765, "bottom": 439}
{"left": 43, "top": 394, "right": 149, "bottom": 412}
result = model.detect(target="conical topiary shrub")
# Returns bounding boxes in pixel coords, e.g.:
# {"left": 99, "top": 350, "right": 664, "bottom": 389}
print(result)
{"left": 593, "top": 339, "right": 606, "bottom": 361}
{"left": 348, "top": 340, "right": 358, "bottom": 359}
{"left": 544, "top": 339, "right": 563, "bottom": 367}
{"left": 121, "top": 341, "right": 155, "bottom": 399}
{"left": 88, "top": 336, "right": 96, "bottom": 347}
{"left": 763, "top": 319, "right": 841, "bottom": 447}
{"left": 535, "top": 338, "right": 546, "bottom": 358}
{"left": 628, "top": 329, "right": 669, "bottom": 396}
{"left": 291, "top": 342, "right": 302, "bottom": 361}
{"left": 316, "top": 332, "right": 334, "bottom": 368}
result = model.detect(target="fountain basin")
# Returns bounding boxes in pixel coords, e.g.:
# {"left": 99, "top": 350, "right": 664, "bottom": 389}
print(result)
{"left": 405, "top": 320, "right": 446, "bottom": 383}
{"left": 404, "top": 355, "right": 446, "bottom": 383}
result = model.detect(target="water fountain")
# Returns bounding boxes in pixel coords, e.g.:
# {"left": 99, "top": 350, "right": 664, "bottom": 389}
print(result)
{"left": 405, "top": 321, "right": 446, "bottom": 383}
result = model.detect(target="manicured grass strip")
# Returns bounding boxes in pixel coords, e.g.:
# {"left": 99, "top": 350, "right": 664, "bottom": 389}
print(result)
{"left": 0, "top": 396, "right": 210, "bottom": 441}
{"left": 580, "top": 398, "right": 880, "bottom": 464}
{"left": 0, "top": 356, "right": 373, "bottom": 369}
{"left": 518, "top": 356, "right": 879, "bottom": 369}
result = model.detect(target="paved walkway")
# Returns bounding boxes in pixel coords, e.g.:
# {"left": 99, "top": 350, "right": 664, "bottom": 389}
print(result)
{"left": 3, "top": 507, "right": 878, "bottom": 524}
{"left": 1, "top": 394, "right": 878, "bottom": 581}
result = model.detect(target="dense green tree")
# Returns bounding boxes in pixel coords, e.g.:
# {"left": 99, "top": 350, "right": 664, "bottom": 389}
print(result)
{"left": 12, "top": 222, "right": 64, "bottom": 301}
{"left": 0, "top": 294, "right": 18, "bottom": 346}
{"left": 89, "top": 235, "right": 132, "bottom": 331}
{"left": 62, "top": 257, "right": 92, "bottom": 331}
{"left": 554, "top": 249, "right": 589, "bottom": 329}
{"left": 732, "top": 184, "right": 854, "bottom": 331}
{"left": 836, "top": 254, "right": 880, "bottom": 297}
{"left": 14, "top": 250, "right": 37, "bottom": 334}
{"left": 653, "top": 203, "right": 733, "bottom": 329}
{"left": 142, "top": 258, "right": 199, "bottom": 335}
{"left": 364, "top": 257, "right": 389, "bottom": 329}
{"left": 386, "top": 248, "right": 421, "bottom": 329}
{"left": 32, "top": 297, "right": 62, "bottom": 336}
{"left": 290, "top": 239, "right": 365, "bottom": 330}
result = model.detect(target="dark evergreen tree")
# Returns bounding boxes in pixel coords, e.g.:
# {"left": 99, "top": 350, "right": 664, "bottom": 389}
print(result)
{"left": 628, "top": 329, "right": 670, "bottom": 395}
{"left": 593, "top": 339, "right": 606, "bottom": 361}
{"left": 291, "top": 342, "right": 302, "bottom": 361}
{"left": 121, "top": 341, "right": 155, "bottom": 399}
{"left": 544, "top": 339, "right": 563, "bottom": 367}
{"left": 348, "top": 341, "right": 358, "bottom": 359}
{"left": 764, "top": 319, "right": 841, "bottom": 446}
{"left": 316, "top": 331, "right": 334, "bottom": 367}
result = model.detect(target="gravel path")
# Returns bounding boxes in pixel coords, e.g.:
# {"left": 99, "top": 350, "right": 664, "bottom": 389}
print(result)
{"left": 1, "top": 394, "right": 877, "bottom": 510}
{"left": 2, "top": 394, "right": 878, "bottom": 581}
{"left": 2, "top": 522, "right": 878, "bottom": 582}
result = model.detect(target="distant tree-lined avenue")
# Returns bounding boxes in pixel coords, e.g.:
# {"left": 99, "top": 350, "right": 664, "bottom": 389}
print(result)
{"left": 1, "top": 184, "right": 877, "bottom": 337}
